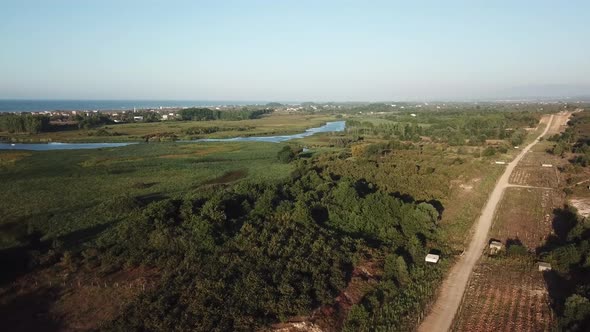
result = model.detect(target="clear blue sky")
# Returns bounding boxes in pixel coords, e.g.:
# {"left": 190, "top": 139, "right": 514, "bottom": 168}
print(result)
{"left": 1, "top": 0, "right": 589, "bottom": 101}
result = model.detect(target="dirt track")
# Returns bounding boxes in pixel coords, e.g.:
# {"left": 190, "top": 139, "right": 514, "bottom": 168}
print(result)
{"left": 417, "top": 114, "right": 555, "bottom": 332}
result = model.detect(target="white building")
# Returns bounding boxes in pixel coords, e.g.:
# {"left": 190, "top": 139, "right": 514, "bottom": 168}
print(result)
{"left": 538, "top": 262, "right": 552, "bottom": 271}
{"left": 489, "top": 240, "right": 502, "bottom": 254}
{"left": 425, "top": 254, "right": 440, "bottom": 264}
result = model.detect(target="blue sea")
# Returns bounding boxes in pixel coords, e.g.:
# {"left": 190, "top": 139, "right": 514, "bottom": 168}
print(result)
{"left": 0, "top": 100, "right": 268, "bottom": 112}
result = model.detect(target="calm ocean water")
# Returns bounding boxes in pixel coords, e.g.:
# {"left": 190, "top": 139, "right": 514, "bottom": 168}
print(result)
{"left": 0, "top": 100, "right": 267, "bottom": 112}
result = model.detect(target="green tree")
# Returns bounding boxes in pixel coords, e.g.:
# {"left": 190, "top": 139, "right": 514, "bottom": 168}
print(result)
{"left": 277, "top": 146, "right": 295, "bottom": 163}
{"left": 343, "top": 305, "right": 370, "bottom": 332}
{"left": 482, "top": 146, "right": 496, "bottom": 157}
{"left": 384, "top": 254, "right": 411, "bottom": 286}
{"left": 562, "top": 295, "right": 590, "bottom": 331}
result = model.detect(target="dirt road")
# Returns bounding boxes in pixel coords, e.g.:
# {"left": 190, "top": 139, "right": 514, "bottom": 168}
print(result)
{"left": 418, "top": 114, "right": 555, "bottom": 332}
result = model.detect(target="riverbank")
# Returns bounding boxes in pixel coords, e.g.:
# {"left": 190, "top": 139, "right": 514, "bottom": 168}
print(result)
{"left": 0, "top": 120, "right": 344, "bottom": 150}
{"left": 0, "top": 114, "right": 338, "bottom": 143}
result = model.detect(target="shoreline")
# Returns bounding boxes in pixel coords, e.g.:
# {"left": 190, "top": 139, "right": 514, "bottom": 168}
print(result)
{"left": 0, "top": 99, "right": 272, "bottom": 113}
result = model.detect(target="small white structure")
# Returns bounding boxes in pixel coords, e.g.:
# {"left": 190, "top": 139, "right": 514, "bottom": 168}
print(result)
{"left": 489, "top": 240, "right": 502, "bottom": 254}
{"left": 133, "top": 116, "right": 144, "bottom": 121}
{"left": 538, "top": 262, "right": 552, "bottom": 271}
{"left": 425, "top": 254, "right": 440, "bottom": 264}
{"left": 495, "top": 161, "right": 506, "bottom": 165}
{"left": 410, "top": 113, "right": 417, "bottom": 117}
{"left": 541, "top": 164, "right": 553, "bottom": 168}
{"left": 514, "top": 146, "right": 520, "bottom": 149}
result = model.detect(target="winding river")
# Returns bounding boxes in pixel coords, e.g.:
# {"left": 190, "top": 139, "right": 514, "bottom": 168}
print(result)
{"left": 195, "top": 121, "right": 345, "bottom": 143}
{"left": 0, "top": 121, "right": 346, "bottom": 151}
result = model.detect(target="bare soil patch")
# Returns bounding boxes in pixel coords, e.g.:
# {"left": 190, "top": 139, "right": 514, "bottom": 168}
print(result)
{"left": 546, "top": 112, "right": 571, "bottom": 135}
{"left": 453, "top": 257, "right": 555, "bottom": 332}
{"left": 0, "top": 266, "right": 158, "bottom": 331}
{"left": 509, "top": 150, "right": 563, "bottom": 188}
{"left": 569, "top": 197, "right": 590, "bottom": 218}
{"left": 490, "top": 187, "right": 562, "bottom": 250}
{"left": 0, "top": 151, "right": 31, "bottom": 166}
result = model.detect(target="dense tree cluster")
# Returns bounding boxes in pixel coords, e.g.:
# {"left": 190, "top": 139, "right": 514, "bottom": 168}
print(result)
{"left": 0, "top": 114, "right": 50, "bottom": 133}
{"left": 548, "top": 112, "right": 590, "bottom": 165}
{"left": 73, "top": 166, "right": 444, "bottom": 331}
{"left": 75, "top": 113, "right": 113, "bottom": 129}
{"left": 183, "top": 125, "right": 253, "bottom": 136}
{"left": 540, "top": 206, "right": 590, "bottom": 331}
{"left": 540, "top": 110, "right": 590, "bottom": 331}
{"left": 276, "top": 145, "right": 297, "bottom": 163}
{"left": 178, "top": 108, "right": 272, "bottom": 121}
{"left": 346, "top": 120, "right": 425, "bottom": 141}
{"left": 346, "top": 112, "right": 539, "bottom": 145}
{"left": 329, "top": 135, "right": 363, "bottom": 147}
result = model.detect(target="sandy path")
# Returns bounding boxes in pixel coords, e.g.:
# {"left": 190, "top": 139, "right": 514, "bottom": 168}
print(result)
{"left": 418, "top": 115, "right": 555, "bottom": 332}
{"left": 546, "top": 112, "right": 570, "bottom": 135}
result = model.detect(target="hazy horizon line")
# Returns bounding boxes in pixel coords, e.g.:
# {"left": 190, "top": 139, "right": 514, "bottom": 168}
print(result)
{"left": 1, "top": 96, "right": 589, "bottom": 103}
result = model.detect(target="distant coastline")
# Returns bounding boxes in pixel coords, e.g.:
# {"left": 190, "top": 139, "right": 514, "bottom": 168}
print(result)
{"left": 0, "top": 100, "right": 269, "bottom": 113}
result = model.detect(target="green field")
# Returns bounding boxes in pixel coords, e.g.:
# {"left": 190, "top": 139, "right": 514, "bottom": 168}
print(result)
{"left": 0, "top": 142, "right": 293, "bottom": 248}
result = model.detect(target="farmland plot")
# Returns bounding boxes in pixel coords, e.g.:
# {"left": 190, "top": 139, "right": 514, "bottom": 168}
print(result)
{"left": 509, "top": 151, "right": 562, "bottom": 188}
{"left": 515, "top": 150, "right": 560, "bottom": 167}
{"left": 452, "top": 112, "right": 570, "bottom": 332}
{"left": 489, "top": 187, "right": 562, "bottom": 250}
{"left": 453, "top": 257, "right": 555, "bottom": 332}
{"left": 509, "top": 167, "right": 559, "bottom": 188}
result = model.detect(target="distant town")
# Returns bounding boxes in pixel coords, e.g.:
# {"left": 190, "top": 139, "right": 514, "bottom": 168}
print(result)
{"left": 2, "top": 100, "right": 587, "bottom": 125}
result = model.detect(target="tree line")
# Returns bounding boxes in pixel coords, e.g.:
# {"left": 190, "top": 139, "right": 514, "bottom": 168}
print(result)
{"left": 178, "top": 108, "right": 272, "bottom": 121}
{"left": 537, "top": 110, "right": 590, "bottom": 331}
{"left": 345, "top": 111, "right": 537, "bottom": 146}
{"left": 548, "top": 111, "right": 590, "bottom": 166}
{"left": 0, "top": 114, "right": 50, "bottom": 133}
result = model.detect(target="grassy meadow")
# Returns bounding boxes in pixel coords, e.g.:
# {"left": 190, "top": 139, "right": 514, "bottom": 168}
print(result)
{"left": 0, "top": 141, "right": 293, "bottom": 248}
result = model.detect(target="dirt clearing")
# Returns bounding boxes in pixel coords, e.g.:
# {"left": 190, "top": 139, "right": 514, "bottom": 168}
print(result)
{"left": 569, "top": 198, "right": 590, "bottom": 218}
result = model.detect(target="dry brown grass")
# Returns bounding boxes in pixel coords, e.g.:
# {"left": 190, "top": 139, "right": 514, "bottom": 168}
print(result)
{"left": 0, "top": 151, "right": 31, "bottom": 166}
{"left": 159, "top": 143, "right": 241, "bottom": 159}
{"left": 0, "top": 266, "right": 158, "bottom": 331}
